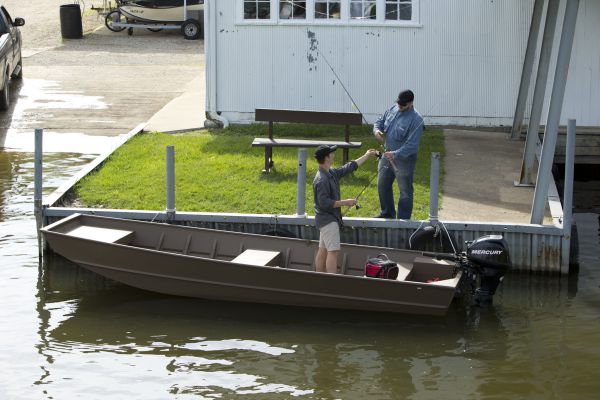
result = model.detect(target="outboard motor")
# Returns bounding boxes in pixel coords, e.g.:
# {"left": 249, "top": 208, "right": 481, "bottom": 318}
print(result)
{"left": 466, "top": 235, "right": 511, "bottom": 304}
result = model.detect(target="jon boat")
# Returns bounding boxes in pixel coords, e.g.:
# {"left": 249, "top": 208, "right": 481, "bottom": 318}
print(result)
{"left": 119, "top": 0, "right": 204, "bottom": 23}
{"left": 41, "top": 214, "right": 510, "bottom": 316}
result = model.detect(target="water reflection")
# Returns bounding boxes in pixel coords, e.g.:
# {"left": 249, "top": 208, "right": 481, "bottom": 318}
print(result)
{"left": 0, "top": 149, "right": 99, "bottom": 399}
{"left": 34, "top": 240, "right": 600, "bottom": 399}
{"left": 37, "top": 254, "right": 515, "bottom": 398}
{"left": 0, "top": 78, "right": 25, "bottom": 148}
{"left": 0, "top": 150, "right": 16, "bottom": 221}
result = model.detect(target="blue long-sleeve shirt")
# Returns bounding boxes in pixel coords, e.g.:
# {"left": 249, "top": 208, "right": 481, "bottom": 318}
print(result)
{"left": 374, "top": 105, "right": 424, "bottom": 159}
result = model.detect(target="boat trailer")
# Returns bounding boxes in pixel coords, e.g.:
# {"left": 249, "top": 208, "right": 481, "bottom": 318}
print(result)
{"left": 105, "top": 0, "right": 204, "bottom": 40}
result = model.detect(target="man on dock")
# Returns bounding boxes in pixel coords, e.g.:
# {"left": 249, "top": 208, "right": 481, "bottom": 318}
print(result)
{"left": 373, "top": 89, "right": 424, "bottom": 219}
{"left": 313, "top": 145, "right": 377, "bottom": 274}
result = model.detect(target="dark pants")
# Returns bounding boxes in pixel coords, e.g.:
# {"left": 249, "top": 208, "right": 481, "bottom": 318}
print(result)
{"left": 377, "top": 155, "right": 417, "bottom": 219}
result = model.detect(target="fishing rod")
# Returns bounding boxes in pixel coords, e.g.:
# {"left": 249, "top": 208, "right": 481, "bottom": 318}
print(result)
{"left": 313, "top": 44, "right": 397, "bottom": 213}
{"left": 314, "top": 41, "right": 446, "bottom": 215}
{"left": 341, "top": 152, "right": 383, "bottom": 216}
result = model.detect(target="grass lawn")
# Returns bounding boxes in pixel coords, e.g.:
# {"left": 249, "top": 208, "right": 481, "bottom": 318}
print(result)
{"left": 75, "top": 124, "right": 444, "bottom": 220}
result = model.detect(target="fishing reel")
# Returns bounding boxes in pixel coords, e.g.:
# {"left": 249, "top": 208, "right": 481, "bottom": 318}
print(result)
{"left": 375, "top": 151, "right": 383, "bottom": 159}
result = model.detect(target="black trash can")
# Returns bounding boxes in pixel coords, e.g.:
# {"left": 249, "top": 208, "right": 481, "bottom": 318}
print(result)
{"left": 60, "top": 4, "right": 82, "bottom": 39}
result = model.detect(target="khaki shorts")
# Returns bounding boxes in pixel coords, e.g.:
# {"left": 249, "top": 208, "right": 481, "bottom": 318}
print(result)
{"left": 318, "top": 221, "right": 341, "bottom": 251}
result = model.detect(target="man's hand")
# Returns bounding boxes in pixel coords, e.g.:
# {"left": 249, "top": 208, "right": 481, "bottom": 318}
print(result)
{"left": 383, "top": 151, "right": 395, "bottom": 160}
{"left": 343, "top": 199, "right": 357, "bottom": 207}
{"left": 355, "top": 149, "right": 378, "bottom": 167}
{"left": 365, "top": 149, "right": 378, "bottom": 158}
{"left": 374, "top": 130, "right": 384, "bottom": 143}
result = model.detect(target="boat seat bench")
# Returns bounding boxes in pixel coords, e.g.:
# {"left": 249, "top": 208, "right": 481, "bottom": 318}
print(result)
{"left": 396, "top": 264, "right": 412, "bottom": 281}
{"left": 406, "top": 257, "right": 455, "bottom": 282}
{"left": 232, "top": 249, "right": 281, "bottom": 267}
{"left": 64, "top": 225, "right": 134, "bottom": 244}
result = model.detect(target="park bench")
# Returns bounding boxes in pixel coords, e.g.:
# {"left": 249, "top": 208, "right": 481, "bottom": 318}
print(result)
{"left": 252, "top": 108, "right": 363, "bottom": 173}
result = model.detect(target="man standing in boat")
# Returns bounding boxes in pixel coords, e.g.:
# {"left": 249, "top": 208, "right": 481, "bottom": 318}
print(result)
{"left": 313, "top": 145, "right": 378, "bottom": 274}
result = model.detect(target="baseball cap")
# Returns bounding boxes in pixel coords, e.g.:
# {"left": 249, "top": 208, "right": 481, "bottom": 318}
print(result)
{"left": 314, "top": 145, "right": 338, "bottom": 159}
{"left": 397, "top": 90, "right": 415, "bottom": 106}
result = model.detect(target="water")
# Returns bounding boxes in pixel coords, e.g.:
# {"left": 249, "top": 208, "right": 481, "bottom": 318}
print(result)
{"left": 1, "top": 146, "right": 600, "bottom": 399}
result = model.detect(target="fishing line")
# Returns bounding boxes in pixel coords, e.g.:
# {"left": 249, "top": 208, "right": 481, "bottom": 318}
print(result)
{"left": 312, "top": 35, "right": 463, "bottom": 218}
{"left": 313, "top": 45, "right": 370, "bottom": 127}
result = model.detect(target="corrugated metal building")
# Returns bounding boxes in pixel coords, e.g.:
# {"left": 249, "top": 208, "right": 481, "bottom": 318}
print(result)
{"left": 204, "top": 0, "right": 599, "bottom": 127}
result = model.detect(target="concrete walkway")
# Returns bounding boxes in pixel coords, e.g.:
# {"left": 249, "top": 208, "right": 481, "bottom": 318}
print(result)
{"left": 146, "top": 76, "right": 205, "bottom": 133}
{"left": 1, "top": 4, "right": 204, "bottom": 147}
{"left": 439, "top": 129, "right": 552, "bottom": 224}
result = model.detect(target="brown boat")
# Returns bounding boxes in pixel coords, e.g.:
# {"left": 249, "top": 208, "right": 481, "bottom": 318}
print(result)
{"left": 41, "top": 214, "right": 510, "bottom": 316}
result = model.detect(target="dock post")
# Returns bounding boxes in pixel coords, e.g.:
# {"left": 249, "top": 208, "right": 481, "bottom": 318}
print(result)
{"left": 531, "top": 0, "right": 579, "bottom": 224}
{"left": 561, "top": 119, "right": 576, "bottom": 273}
{"left": 429, "top": 152, "right": 439, "bottom": 224}
{"left": 34, "top": 129, "right": 43, "bottom": 258}
{"left": 296, "top": 148, "right": 307, "bottom": 217}
{"left": 510, "top": 0, "right": 545, "bottom": 140}
{"left": 166, "top": 146, "right": 176, "bottom": 221}
{"left": 517, "top": 0, "right": 560, "bottom": 185}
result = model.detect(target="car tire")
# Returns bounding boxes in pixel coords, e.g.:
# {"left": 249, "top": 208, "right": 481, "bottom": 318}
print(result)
{"left": 0, "top": 72, "right": 10, "bottom": 111}
{"left": 12, "top": 51, "right": 23, "bottom": 80}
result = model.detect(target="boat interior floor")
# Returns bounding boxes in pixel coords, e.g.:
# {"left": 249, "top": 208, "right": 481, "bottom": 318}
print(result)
{"left": 62, "top": 223, "right": 457, "bottom": 284}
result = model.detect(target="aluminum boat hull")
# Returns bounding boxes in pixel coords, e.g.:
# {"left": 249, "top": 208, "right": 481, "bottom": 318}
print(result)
{"left": 41, "top": 214, "right": 462, "bottom": 316}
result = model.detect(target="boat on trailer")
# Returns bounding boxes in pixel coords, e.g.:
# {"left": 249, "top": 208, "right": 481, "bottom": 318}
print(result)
{"left": 119, "top": 0, "right": 204, "bottom": 23}
{"left": 41, "top": 214, "right": 510, "bottom": 316}
{"left": 105, "top": 0, "right": 204, "bottom": 40}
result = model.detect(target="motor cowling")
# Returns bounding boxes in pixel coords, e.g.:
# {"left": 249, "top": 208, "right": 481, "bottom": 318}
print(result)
{"left": 466, "top": 235, "right": 511, "bottom": 304}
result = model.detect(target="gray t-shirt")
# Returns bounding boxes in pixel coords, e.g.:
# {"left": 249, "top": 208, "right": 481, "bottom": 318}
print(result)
{"left": 312, "top": 161, "right": 358, "bottom": 229}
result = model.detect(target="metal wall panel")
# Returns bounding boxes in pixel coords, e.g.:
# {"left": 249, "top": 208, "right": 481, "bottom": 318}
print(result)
{"left": 545, "top": 0, "right": 600, "bottom": 127}
{"left": 209, "top": 0, "right": 599, "bottom": 126}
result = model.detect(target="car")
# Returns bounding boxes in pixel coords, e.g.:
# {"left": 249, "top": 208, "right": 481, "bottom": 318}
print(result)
{"left": 0, "top": 5, "right": 24, "bottom": 110}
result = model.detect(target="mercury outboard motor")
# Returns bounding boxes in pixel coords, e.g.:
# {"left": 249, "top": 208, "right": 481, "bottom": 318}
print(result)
{"left": 423, "top": 234, "right": 511, "bottom": 306}
{"left": 466, "top": 235, "right": 511, "bottom": 304}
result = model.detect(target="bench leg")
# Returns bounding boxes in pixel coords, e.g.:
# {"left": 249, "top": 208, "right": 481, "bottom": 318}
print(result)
{"left": 263, "top": 146, "right": 273, "bottom": 173}
{"left": 343, "top": 148, "right": 349, "bottom": 165}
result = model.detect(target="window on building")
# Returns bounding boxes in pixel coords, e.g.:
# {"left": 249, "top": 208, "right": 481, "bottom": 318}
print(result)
{"left": 279, "top": 1, "right": 307, "bottom": 19}
{"left": 244, "top": 0, "right": 271, "bottom": 19}
{"left": 240, "top": 0, "right": 418, "bottom": 24}
{"left": 385, "top": 0, "right": 412, "bottom": 21}
{"left": 350, "top": 0, "right": 376, "bottom": 20}
{"left": 315, "top": 1, "right": 340, "bottom": 19}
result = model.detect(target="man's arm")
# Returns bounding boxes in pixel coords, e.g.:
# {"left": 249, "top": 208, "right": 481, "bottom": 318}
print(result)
{"left": 315, "top": 181, "right": 356, "bottom": 209}
{"left": 373, "top": 109, "right": 388, "bottom": 143}
{"left": 355, "top": 149, "right": 378, "bottom": 167}
{"left": 334, "top": 150, "right": 378, "bottom": 207}
{"left": 334, "top": 199, "right": 357, "bottom": 208}
{"left": 333, "top": 149, "right": 378, "bottom": 179}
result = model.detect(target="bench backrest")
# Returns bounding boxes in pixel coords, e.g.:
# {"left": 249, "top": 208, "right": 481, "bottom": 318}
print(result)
{"left": 255, "top": 108, "right": 362, "bottom": 126}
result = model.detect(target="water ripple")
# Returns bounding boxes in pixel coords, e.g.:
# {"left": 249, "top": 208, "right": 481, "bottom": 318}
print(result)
{"left": 178, "top": 339, "right": 296, "bottom": 356}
